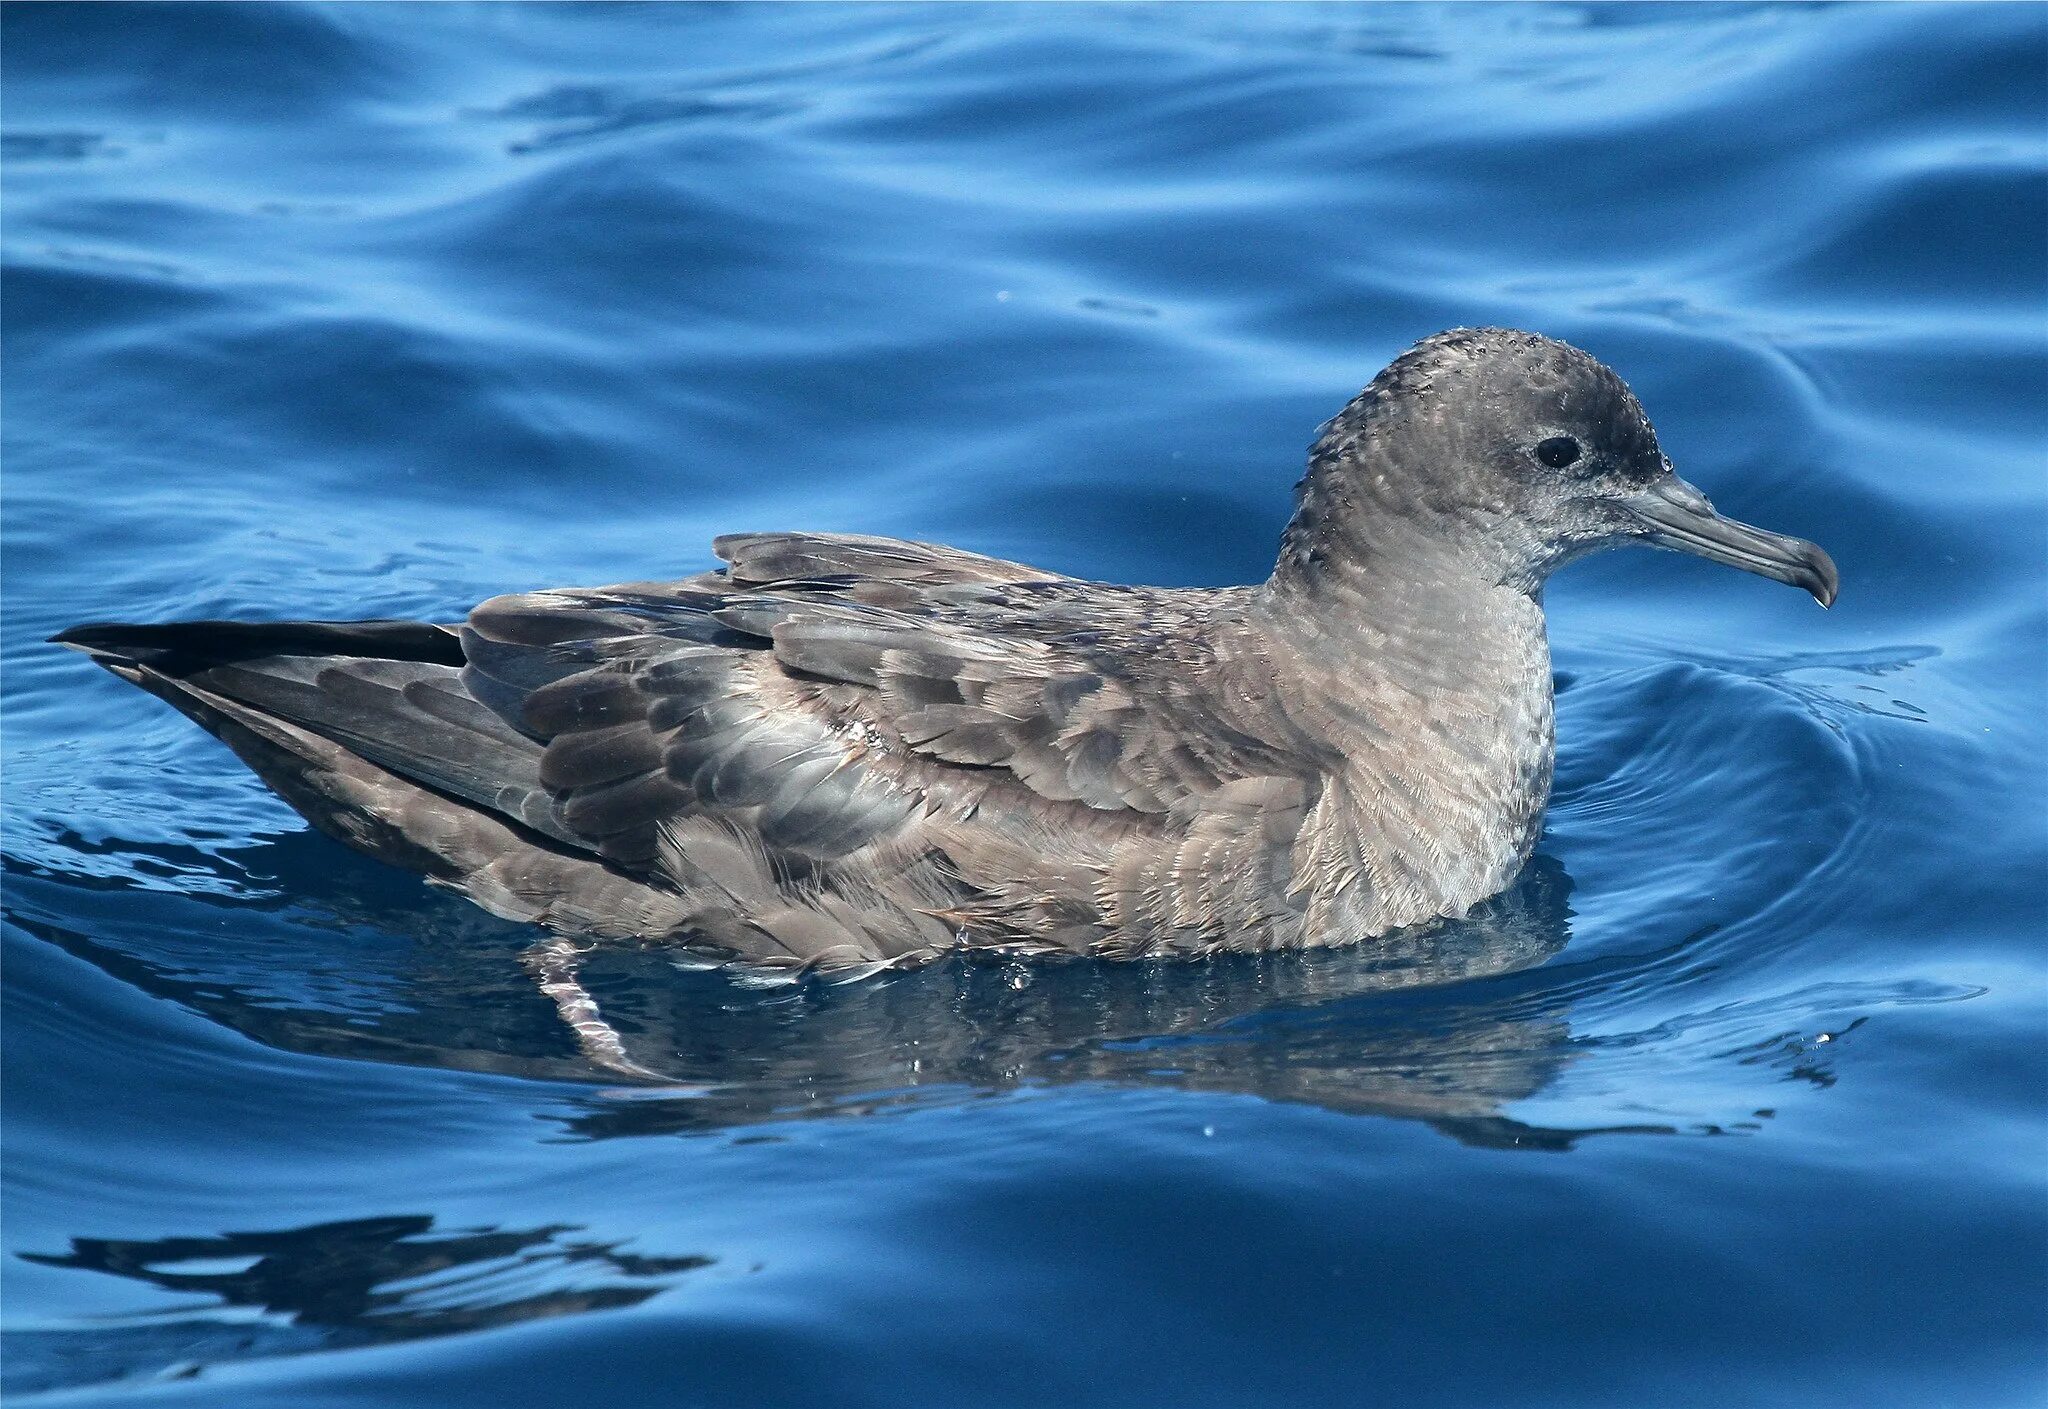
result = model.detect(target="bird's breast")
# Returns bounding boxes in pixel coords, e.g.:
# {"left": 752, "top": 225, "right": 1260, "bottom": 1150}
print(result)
{"left": 1266, "top": 588, "right": 1555, "bottom": 934}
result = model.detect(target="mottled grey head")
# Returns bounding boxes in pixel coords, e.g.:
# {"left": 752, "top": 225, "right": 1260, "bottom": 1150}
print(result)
{"left": 1280, "top": 328, "right": 1838, "bottom": 606}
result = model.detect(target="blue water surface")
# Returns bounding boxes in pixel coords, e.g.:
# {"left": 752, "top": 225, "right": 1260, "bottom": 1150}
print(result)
{"left": 4, "top": 3, "right": 2045, "bottom": 1405}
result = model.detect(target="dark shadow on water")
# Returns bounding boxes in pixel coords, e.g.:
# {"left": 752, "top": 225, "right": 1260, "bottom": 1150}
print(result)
{"left": 6, "top": 1215, "right": 710, "bottom": 1398}
{"left": 1, "top": 840, "right": 1671, "bottom": 1396}
{"left": 4, "top": 837, "right": 1665, "bottom": 1153}
{"left": 543, "top": 854, "right": 1662, "bottom": 1150}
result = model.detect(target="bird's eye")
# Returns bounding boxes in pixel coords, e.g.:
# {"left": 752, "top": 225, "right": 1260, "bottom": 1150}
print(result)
{"left": 1534, "top": 436, "right": 1582, "bottom": 469}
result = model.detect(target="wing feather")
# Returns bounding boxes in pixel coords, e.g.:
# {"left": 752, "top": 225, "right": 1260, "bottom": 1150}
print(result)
{"left": 385, "top": 533, "right": 1314, "bottom": 955}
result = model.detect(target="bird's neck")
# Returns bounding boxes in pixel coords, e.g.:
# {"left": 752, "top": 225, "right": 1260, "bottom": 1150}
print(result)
{"left": 1271, "top": 446, "right": 1548, "bottom": 599}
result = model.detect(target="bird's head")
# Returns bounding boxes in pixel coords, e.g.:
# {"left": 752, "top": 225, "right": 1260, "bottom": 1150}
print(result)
{"left": 1283, "top": 328, "right": 1838, "bottom": 607}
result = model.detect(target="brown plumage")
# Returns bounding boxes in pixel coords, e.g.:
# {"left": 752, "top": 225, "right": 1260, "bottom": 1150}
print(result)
{"left": 55, "top": 329, "right": 1838, "bottom": 985}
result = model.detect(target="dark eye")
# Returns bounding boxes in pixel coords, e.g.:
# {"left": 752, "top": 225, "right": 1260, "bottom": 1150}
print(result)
{"left": 1534, "top": 436, "right": 1582, "bottom": 469}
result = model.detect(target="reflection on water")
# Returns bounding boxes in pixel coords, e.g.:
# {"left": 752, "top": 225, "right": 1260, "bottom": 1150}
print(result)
{"left": 11, "top": 1216, "right": 709, "bottom": 1397}
{"left": 4, "top": 853, "right": 1627, "bottom": 1395}
{"left": 10, "top": 852, "right": 1644, "bottom": 1149}
{"left": 551, "top": 856, "right": 1613, "bottom": 1148}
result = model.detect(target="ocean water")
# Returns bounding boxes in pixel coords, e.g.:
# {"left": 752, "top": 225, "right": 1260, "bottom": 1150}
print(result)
{"left": 4, "top": 3, "right": 2044, "bottom": 1404}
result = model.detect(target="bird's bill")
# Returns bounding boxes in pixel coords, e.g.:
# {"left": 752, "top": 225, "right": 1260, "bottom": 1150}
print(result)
{"left": 1624, "top": 475, "right": 1839, "bottom": 607}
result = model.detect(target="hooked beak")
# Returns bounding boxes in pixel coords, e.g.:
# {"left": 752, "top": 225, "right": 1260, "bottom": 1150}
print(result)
{"left": 1622, "top": 475, "right": 1838, "bottom": 607}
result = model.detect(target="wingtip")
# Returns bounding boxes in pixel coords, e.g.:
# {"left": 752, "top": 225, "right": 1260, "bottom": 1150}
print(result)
{"left": 49, "top": 621, "right": 183, "bottom": 668}
{"left": 50, "top": 623, "right": 112, "bottom": 651}
{"left": 50, "top": 623, "right": 156, "bottom": 684}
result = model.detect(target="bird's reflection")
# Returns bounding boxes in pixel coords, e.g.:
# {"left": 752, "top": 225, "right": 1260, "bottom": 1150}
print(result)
{"left": 3, "top": 845, "right": 1687, "bottom": 1392}
{"left": 542, "top": 853, "right": 1613, "bottom": 1147}
{"left": 6, "top": 835, "right": 1675, "bottom": 1149}
{"left": 8, "top": 1215, "right": 708, "bottom": 1396}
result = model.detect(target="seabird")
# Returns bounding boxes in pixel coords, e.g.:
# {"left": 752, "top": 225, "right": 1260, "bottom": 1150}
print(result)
{"left": 56, "top": 329, "right": 1837, "bottom": 981}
